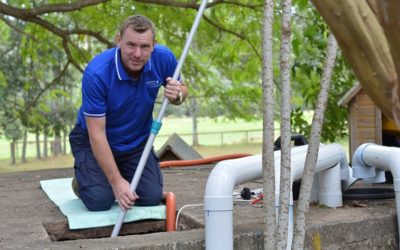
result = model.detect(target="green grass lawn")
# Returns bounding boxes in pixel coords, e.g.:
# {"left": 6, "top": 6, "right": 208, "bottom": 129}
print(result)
{"left": 154, "top": 116, "right": 264, "bottom": 147}
{"left": 0, "top": 115, "right": 349, "bottom": 174}
{"left": 0, "top": 116, "right": 264, "bottom": 173}
{"left": 0, "top": 154, "right": 74, "bottom": 173}
{"left": 0, "top": 116, "right": 264, "bottom": 159}
{"left": 0, "top": 143, "right": 263, "bottom": 174}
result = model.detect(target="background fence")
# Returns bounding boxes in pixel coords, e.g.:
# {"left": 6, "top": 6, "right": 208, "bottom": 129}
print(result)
{"left": 0, "top": 129, "right": 263, "bottom": 160}
{"left": 156, "top": 129, "right": 263, "bottom": 147}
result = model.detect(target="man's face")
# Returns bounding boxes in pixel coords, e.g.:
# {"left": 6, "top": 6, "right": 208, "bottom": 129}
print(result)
{"left": 117, "top": 28, "right": 155, "bottom": 77}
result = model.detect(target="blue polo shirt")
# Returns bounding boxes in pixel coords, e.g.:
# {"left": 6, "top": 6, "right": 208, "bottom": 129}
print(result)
{"left": 76, "top": 45, "right": 179, "bottom": 152}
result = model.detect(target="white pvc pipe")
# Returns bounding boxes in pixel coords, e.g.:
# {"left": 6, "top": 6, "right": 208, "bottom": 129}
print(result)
{"left": 352, "top": 143, "right": 400, "bottom": 246}
{"left": 318, "top": 163, "right": 341, "bottom": 207}
{"left": 204, "top": 144, "right": 349, "bottom": 250}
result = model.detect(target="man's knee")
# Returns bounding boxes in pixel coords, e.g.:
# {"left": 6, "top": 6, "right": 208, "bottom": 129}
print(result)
{"left": 135, "top": 186, "right": 163, "bottom": 206}
{"left": 80, "top": 189, "right": 115, "bottom": 211}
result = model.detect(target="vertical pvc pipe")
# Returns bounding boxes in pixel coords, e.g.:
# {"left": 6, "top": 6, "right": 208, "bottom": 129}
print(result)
{"left": 394, "top": 179, "right": 400, "bottom": 248}
{"left": 204, "top": 198, "right": 233, "bottom": 250}
{"left": 310, "top": 176, "right": 320, "bottom": 203}
{"left": 111, "top": 0, "right": 209, "bottom": 237}
{"left": 352, "top": 143, "right": 400, "bottom": 247}
{"left": 318, "top": 163, "right": 342, "bottom": 207}
{"left": 204, "top": 144, "right": 348, "bottom": 249}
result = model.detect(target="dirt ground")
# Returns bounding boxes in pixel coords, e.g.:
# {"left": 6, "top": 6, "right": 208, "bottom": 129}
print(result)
{"left": 0, "top": 165, "right": 398, "bottom": 249}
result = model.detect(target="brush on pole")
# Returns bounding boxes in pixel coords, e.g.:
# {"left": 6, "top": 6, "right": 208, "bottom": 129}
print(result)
{"left": 111, "top": 0, "right": 209, "bottom": 237}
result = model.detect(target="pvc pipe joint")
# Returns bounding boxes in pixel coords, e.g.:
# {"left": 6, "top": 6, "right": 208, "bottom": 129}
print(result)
{"left": 351, "top": 143, "right": 400, "bottom": 247}
{"left": 204, "top": 144, "right": 350, "bottom": 250}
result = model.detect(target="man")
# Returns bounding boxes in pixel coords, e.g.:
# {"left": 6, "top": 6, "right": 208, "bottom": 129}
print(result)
{"left": 69, "top": 15, "right": 188, "bottom": 211}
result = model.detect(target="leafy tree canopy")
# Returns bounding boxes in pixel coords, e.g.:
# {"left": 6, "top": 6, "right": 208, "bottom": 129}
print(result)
{"left": 0, "top": 0, "right": 356, "bottom": 142}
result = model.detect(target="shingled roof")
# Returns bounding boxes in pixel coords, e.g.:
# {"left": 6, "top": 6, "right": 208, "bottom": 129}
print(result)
{"left": 156, "top": 133, "right": 203, "bottom": 161}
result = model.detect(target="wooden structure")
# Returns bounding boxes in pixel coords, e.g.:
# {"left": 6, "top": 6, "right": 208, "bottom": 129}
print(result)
{"left": 156, "top": 133, "right": 202, "bottom": 162}
{"left": 339, "top": 84, "right": 382, "bottom": 160}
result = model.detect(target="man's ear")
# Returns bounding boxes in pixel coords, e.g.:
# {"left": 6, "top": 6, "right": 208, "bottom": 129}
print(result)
{"left": 115, "top": 33, "right": 122, "bottom": 47}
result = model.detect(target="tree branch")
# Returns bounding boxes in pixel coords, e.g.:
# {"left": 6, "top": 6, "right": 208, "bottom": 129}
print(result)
{"left": 0, "top": 1, "right": 113, "bottom": 72}
{"left": 0, "top": 1, "right": 109, "bottom": 17}
{"left": 292, "top": 32, "right": 338, "bottom": 250}
{"left": 203, "top": 15, "right": 262, "bottom": 61}
{"left": 7, "top": 61, "right": 71, "bottom": 124}
{"left": 0, "top": 15, "right": 37, "bottom": 41}
{"left": 132, "top": 0, "right": 262, "bottom": 10}
{"left": 69, "top": 29, "right": 114, "bottom": 48}
{"left": 63, "top": 39, "right": 84, "bottom": 73}
{"left": 32, "top": 61, "right": 71, "bottom": 108}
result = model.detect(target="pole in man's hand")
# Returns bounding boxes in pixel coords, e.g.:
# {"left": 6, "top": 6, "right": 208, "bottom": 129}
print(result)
{"left": 111, "top": 0, "right": 209, "bottom": 237}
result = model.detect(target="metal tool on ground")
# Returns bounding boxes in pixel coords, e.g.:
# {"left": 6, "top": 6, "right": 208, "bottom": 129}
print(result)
{"left": 111, "top": 0, "right": 209, "bottom": 237}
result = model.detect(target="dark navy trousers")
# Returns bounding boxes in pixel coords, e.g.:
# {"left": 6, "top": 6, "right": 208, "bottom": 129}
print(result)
{"left": 69, "top": 125, "right": 163, "bottom": 211}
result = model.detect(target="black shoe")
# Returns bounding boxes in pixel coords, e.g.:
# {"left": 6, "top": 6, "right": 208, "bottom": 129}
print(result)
{"left": 71, "top": 177, "right": 80, "bottom": 198}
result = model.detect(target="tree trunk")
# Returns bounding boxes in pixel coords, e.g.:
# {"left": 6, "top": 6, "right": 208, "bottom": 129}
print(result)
{"left": 35, "top": 132, "right": 41, "bottom": 159}
{"left": 375, "top": 1, "right": 400, "bottom": 125}
{"left": 10, "top": 140, "right": 16, "bottom": 165}
{"left": 262, "top": 0, "right": 276, "bottom": 249}
{"left": 21, "top": 130, "right": 27, "bottom": 163}
{"left": 292, "top": 32, "right": 338, "bottom": 250}
{"left": 43, "top": 130, "right": 48, "bottom": 158}
{"left": 276, "top": 0, "right": 292, "bottom": 249}
{"left": 63, "top": 129, "right": 67, "bottom": 155}
{"left": 190, "top": 96, "right": 200, "bottom": 146}
{"left": 310, "top": 0, "right": 400, "bottom": 125}
{"left": 52, "top": 134, "right": 62, "bottom": 156}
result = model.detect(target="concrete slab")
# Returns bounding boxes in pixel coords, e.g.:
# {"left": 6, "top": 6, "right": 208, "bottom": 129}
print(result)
{"left": 0, "top": 166, "right": 398, "bottom": 249}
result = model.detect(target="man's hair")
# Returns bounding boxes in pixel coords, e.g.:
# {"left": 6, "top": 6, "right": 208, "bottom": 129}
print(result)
{"left": 119, "top": 15, "right": 156, "bottom": 40}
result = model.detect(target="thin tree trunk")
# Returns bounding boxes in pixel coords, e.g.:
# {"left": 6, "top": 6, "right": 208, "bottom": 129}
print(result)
{"left": 43, "top": 130, "right": 48, "bottom": 158}
{"left": 35, "top": 132, "right": 41, "bottom": 159}
{"left": 262, "top": 0, "right": 276, "bottom": 249}
{"left": 276, "top": 0, "right": 292, "bottom": 248}
{"left": 292, "top": 32, "right": 338, "bottom": 249}
{"left": 21, "top": 130, "right": 27, "bottom": 163}
{"left": 10, "top": 140, "right": 16, "bottom": 165}
{"left": 53, "top": 135, "right": 61, "bottom": 156}
{"left": 63, "top": 129, "right": 67, "bottom": 155}
{"left": 53, "top": 128, "right": 62, "bottom": 156}
{"left": 190, "top": 96, "right": 200, "bottom": 146}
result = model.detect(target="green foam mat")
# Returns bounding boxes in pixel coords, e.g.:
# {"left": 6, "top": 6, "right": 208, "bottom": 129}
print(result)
{"left": 40, "top": 177, "right": 165, "bottom": 230}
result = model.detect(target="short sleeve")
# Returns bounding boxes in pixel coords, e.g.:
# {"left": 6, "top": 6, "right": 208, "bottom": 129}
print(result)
{"left": 81, "top": 70, "right": 107, "bottom": 117}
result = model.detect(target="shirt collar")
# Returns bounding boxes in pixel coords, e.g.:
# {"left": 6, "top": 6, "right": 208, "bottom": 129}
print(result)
{"left": 114, "top": 47, "right": 152, "bottom": 81}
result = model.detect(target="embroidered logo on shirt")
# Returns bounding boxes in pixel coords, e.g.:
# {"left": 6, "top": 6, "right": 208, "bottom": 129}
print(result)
{"left": 146, "top": 80, "right": 161, "bottom": 88}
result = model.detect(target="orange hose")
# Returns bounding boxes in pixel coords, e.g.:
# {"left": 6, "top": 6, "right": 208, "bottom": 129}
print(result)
{"left": 159, "top": 153, "right": 252, "bottom": 168}
{"left": 162, "top": 192, "right": 176, "bottom": 231}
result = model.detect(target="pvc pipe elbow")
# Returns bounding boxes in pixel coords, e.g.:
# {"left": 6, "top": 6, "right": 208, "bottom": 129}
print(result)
{"left": 352, "top": 143, "right": 377, "bottom": 178}
{"left": 204, "top": 155, "right": 262, "bottom": 211}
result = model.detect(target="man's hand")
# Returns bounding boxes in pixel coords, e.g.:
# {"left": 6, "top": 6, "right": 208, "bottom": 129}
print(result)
{"left": 164, "top": 77, "right": 182, "bottom": 104}
{"left": 111, "top": 177, "right": 139, "bottom": 211}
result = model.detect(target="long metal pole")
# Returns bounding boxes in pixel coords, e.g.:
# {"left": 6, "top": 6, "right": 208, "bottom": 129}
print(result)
{"left": 111, "top": 0, "right": 209, "bottom": 237}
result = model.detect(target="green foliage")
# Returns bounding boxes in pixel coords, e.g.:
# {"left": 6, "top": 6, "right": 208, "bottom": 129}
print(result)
{"left": 290, "top": 4, "right": 355, "bottom": 142}
{"left": 3, "top": 119, "right": 23, "bottom": 141}
{"left": 0, "top": 71, "right": 6, "bottom": 88}
{"left": 0, "top": 13, "right": 80, "bottom": 141}
{"left": 0, "top": 0, "right": 355, "bottom": 143}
